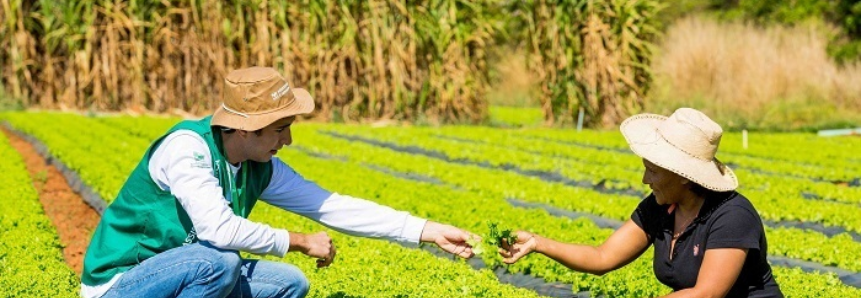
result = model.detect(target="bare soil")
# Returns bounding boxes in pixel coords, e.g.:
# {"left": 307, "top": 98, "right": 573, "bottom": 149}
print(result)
{"left": 1, "top": 127, "right": 100, "bottom": 275}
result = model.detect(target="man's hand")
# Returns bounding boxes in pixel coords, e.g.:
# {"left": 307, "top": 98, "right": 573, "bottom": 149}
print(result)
{"left": 498, "top": 230, "right": 538, "bottom": 264}
{"left": 289, "top": 231, "right": 336, "bottom": 268}
{"left": 421, "top": 221, "right": 478, "bottom": 259}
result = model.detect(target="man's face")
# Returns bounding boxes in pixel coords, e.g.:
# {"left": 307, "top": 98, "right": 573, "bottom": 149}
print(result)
{"left": 243, "top": 116, "right": 295, "bottom": 162}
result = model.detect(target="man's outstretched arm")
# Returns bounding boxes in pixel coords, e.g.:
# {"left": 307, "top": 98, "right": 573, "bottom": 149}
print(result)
{"left": 261, "top": 157, "right": 476, "bottom": 258}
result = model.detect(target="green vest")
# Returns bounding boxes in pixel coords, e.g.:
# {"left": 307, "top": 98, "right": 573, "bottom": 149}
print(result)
{"left": 81, "top": 116, "right": 273, "bottom": 286}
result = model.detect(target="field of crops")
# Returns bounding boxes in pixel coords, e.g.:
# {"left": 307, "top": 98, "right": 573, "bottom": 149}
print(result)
{"left": 1, "top": 111, "right": 860, "bottom": 297}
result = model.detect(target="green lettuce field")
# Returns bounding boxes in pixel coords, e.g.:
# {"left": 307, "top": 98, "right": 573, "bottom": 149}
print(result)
{"left": 1, "top": 111, "right": 860, "bottom": 297}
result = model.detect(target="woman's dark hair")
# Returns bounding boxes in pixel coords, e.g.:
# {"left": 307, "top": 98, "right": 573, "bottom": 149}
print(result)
{"left": 690, "top": 183, "right": 722, "bottom": 198}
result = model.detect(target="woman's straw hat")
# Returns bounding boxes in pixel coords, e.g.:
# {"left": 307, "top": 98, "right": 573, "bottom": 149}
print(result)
{"left": 212, "top": 67, "right": 315, "bottom": 131}
{"left": 620, "top": 108, "right": 738, "bottom": 191}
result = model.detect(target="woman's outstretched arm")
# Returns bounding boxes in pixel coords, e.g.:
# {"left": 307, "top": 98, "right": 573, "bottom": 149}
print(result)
{"left": 499, "top": 219, "right": 650, "bottom": 275}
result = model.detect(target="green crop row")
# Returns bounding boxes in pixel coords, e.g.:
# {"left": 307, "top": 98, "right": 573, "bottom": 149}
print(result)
{"left": 508, "top": 127, "right": 861, "bottom": 181}
{"left": 290, "top": 124, "right": 861, "bottom": 273}
{"left": 334, "top": 123, "right": 861, "bottom": 205}
{"left": 322, "top": 124, "right": 861, "bottom": 232}
{"left": 6, "top": 113, "right": 861, "bottom": 273}
{"left": 57, "top": 113, "right": 861, "bottom": 278}
{"left": 94, "top": 115, "right": 182, "bottom": 140}
{"left": 9, "top": 112, "right": 663, "bottom": 295}
{"left": 279, "top": 146, "right": 671, "bottom": 297}
{"left": 308, "top": 125, "right": 641, "bottom": 220}
{"left": 741, "top": 168, "right": 861, "bottom": 205}
{"left": 720, "top": 132, "right": 861, "bottom": 171}
{"left": 278, "top": 134, "right": 861, "bottom": 297}
{"left": 473, "top": 128, "right": 861, "bottom": 206}
{"left": 2, "top": 112, "right": 151, "bottom": 202}
{"left": 488, "top": 106, "right": 544, "bottom": 127}
{"left": 4, "top": 112, "right": 860, "bottom": 297}
{"left": 506, "top": 126, "right": 861, "bottom": 171}
{"left": 0, "top": 130, "right": 79, "bottom": 297}
{"left": 1, "top": 113, "right": 546, "bottom": 297}
{"left": 250, "top": 204, "right": 545, "bottom": 297}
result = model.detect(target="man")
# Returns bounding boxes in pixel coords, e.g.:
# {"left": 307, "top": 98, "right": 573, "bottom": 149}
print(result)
{"left": 81, "top": 66, "right": 476, "bottom": 298}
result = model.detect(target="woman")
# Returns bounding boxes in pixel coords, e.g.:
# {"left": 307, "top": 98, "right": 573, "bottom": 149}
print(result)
{"left": 499, "top": 108, "right": 783, "bottom": 297}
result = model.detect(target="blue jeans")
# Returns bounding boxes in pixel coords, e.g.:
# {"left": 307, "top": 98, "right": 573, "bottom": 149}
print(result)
{"left": 101, "top": 242, "right": 310, "bottom": 298}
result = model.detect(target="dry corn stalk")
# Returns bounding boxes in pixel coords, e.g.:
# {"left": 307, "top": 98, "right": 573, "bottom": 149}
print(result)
{"left": 511, "top": 0, "right": 659, "bottom": 128}
{"left": 0, "top": 0, "right": 496, "bottom": 124}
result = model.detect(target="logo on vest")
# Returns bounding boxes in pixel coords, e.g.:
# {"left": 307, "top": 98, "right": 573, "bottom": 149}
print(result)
{"left": 190, "top": 151, "right": 211, "bottom": 169}
{"left": 184, "top": 227, "right": 199, "bottom": 245}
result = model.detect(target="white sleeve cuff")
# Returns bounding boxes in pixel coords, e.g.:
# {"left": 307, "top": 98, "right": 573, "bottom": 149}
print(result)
{"left": 274, "top": 229, "right": 290, "bottom": 257}
{"left": 401, "top": 216, "right": 428, "bottom": 244}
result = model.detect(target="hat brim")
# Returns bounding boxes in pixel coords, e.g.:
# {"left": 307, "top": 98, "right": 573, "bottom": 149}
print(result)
{"left": 620, "top": 114, "right": 738, "bottom": 192}
{"left": 211, "top": 88, "right": 315, "bottom": 131}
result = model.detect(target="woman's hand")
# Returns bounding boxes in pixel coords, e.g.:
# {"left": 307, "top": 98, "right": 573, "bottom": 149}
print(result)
{"left": 498, "top": 230, "right": 539, "bottom": 264}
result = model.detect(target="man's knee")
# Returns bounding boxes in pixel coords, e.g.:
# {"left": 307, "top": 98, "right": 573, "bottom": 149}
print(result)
{"left": 195, "top": 242, "right": 242, "bottom": 286}
{"left": 294, "top": 273, "right": 310, "bottom": 297}
{"left": 269, "top": 263, "right": 310, "bottom": 298}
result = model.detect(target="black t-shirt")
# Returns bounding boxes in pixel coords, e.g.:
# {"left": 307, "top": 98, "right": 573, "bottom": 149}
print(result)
{"left": 631, "top": 191, "right": 783, "bottom": 298}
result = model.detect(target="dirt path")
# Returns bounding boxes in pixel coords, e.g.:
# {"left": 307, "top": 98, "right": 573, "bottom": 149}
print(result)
{"left": 1, "top": 127, "right": 100, "bottom": 275}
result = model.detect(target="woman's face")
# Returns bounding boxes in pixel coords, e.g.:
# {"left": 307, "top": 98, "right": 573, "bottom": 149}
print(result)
{"left": 641, "top": 159, "right": 687, "bottom": 205}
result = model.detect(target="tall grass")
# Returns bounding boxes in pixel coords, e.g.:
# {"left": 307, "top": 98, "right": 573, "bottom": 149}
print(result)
{"left": 486, "top": 47, "right": 539, "bottom": 108}
{"left": 0, "top": 0, "right": 498, "bottom": 124}
{"left": 509, "top": 0, "right": 662, "bottom": 128}
{"left": 2, "top": 1, "right": 667, "bottom": 126}
{"left": 651, "top": 16, "right": 861, "bottom": 131}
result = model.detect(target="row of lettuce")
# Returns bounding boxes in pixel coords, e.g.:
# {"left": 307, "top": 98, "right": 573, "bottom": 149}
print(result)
{"left": 508, "top": 125, "right": 861, "bottom": 180}
{"left": 0, "top": 122, "right": 544, "bottom": 296}
{"left": 1, "top": 112, "right": 859, "bottom": 297}
{"left": 0, "top": 131, "right": 79, "bottom": 297}
{"left": 13, "top": 112, "right": 861, "bottom": 259}
{"left": 292, "top": 124, "right": 861, "bottom": 272}
{"left": 320, "top": 124, "right": 861, "bottom": 230}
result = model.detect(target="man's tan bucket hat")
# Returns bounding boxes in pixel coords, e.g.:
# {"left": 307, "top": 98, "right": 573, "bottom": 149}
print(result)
{"left": 211, "top": 66, "right": 315, "bottom": 131}
{"left": 620, "top": 107, "right": 738, "bottom": 192}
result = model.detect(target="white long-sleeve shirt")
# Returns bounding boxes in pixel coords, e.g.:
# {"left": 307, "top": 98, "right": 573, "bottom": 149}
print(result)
{"left": 81, "top": 130, "right": 427, "bottom": 298}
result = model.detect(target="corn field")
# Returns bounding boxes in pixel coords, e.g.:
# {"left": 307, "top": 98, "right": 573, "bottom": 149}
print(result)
{"left": 1, "top": 0, "right": 659, "bottom": 126}
{"left": 510, "top": 0, "right": 661, "bottom": 128}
